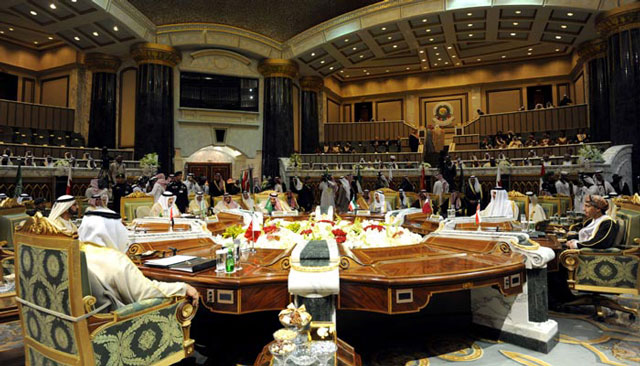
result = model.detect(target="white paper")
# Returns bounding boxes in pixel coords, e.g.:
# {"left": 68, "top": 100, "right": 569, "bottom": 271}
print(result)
{"left": 145, "top": 255, "right": 196, "bottom": 267}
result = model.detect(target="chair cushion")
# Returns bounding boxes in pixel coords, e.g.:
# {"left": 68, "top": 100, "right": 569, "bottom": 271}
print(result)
{"left": 614, "top": 218, "right": 626, "bottom": 248}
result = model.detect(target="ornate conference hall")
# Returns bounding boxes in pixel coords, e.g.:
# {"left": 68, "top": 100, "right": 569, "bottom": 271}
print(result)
{"left": 0, "top": 1, "right": 639, "bottom": 365}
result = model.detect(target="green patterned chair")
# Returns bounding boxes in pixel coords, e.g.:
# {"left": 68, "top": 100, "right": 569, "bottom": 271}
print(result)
{"left": 120, "top": 192, "right": 155, "bottom": 223}
{"left": 508, "top": 191, "right": 528, "bottom": 219}
{"left": 14, "top": 214, "right": 197, "bottom": 365}
{"left": 560, "top": 195, "right": 640, "bottom": 319}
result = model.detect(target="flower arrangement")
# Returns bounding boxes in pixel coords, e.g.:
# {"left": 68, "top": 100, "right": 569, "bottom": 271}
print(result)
{"left": 578, "top": 145, "right": 604, "bottom": 163}
{"left": 140, "top": 153, "right": 159, "bottom": 176}
{"left": 289, "top": 153, "right": 302, "bottom": 168}
{"left": 53, "top": 159, "right": 70, "bottom": 167}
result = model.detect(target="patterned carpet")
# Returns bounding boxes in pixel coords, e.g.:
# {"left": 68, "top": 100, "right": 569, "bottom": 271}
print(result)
{"left": 1, "top": 296, "right": 638, "bottom": 366}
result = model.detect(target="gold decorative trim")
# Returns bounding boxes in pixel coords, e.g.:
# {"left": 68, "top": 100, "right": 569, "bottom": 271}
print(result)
{"left": 0, "top": 198, "right": 24, "bottom": 209}
{"left": 300, "top": 76, "right": 324, "bottom": 92}
{"left": 189, "top": 49, "right": 252, "bottom": 65}
{"left": 82, "top": 296, "right": 97, "bottom": 313}
{"left": 131, "top": 43, "right": 181, "bottom": 67}
{"left": 596, "top": 2, "right": 640, "bottom": 38}
{"left": 576, "top": 39, "right": 607, "bottom": 64}
{"left": 508, "top": 191, "right": 526, "bottom": 198}
{"left": 16, "top": 212, "right": 73, "bottom": 237}
{"left": 258, "top": 59, "right": 299, "bottom": 79}
{"left": 157, "top": 23, "right": 283, "bottom": 50}
{"left": 290, "top": 263, "right": 339, "bottom": 272}
{"left": 85, "top": 53, "right": 121, "bottom": 73}
{"left": 126, "top": 191, "right": 151, "bottom": 198}
{"left": 614, "top": 193, "right": 640, "bottom": 206}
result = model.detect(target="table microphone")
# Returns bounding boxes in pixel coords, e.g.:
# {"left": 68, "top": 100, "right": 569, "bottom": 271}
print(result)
{"left": 168, "top": 247, "right": 178, "bottom": 256}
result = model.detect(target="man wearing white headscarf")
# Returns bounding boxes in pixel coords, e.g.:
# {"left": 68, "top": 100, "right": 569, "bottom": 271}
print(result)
{"left": 319, "top": 175, "right": 337, "bottom": 211}
{"left": 481, "top": 187, "right": 518, "bottom": 219}
{"left": 150, "top": 173, "right": 169, "bottom": 202}
{"left": 77, "top": 208, "right": 199, "bottom": 310}
{"left": 86, "top": 193, "right": 107, "bottom": 213}
{"left": 370, "top": 191, "right": 391, "bottom": 214}
{"left": 433, "top": 173, "right": 449, "bottom": 196}
{"left": 526, "top": 192, "right": 547, "bottom": 223}
{"left": 555, "top": 171, "right": 572, "bottom": 196}
{"left": 593, "top": 170, "right": 616, "bottom": 196}
{"left": 465, "top": 176, "right": 484, "bottom": 214}
{"left": 17, "top": 193, "right": 32, "bottom": 204}
{"left": 188, "top": 191, "right": 209, "bottom": 216}
{"left": 259, "top": 192, "right": 290, "bottom": 214}
{"left": 149, "top": 191, "right": 181, "bottom": 218}
{"left": 241, "top": 191, "right": 255, "bottom": 211}
{"left": 48, "top": 195, "right": 78, "bottom": 234}
{"left": 0, "top": 193, "right": 7, "bottom": 202}
{"left": 397, "top": 189, "right": 411, "bottom": 209}
{"left": 214, "top": 193, "right": 240, "bottom": 213}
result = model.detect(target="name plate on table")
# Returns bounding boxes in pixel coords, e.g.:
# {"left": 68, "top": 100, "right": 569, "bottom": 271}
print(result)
{"left": 355, "top": 210, "right": 371, "bottom": 216}
{"left": 272, "top": 211, "right": 299, "bottom": 217}
{"left": 206, "top": 215, "right": 219, "bottom": 223}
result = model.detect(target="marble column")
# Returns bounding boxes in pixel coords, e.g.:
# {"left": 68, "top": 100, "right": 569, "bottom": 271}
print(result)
{"left": 300, "top": 76, "right": 323, "bottom": 154}
{"left": 577, "top": 40, "right": 609, "bottom": 142}
{"left": 258, "top": 59, "right": 298, "bottom": 179}
{"left": 596, "top": 3, "right": 640, "bottom": 183}
{"left": 86, "top": 53, "right": 120, "bottom": 149}
{"left": 131, "top": 43, "right": 181, "bottom": 174}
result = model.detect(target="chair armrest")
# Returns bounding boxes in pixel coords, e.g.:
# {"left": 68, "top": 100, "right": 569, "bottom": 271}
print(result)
{"left": 113, "top": 297, "right": 169, "bottom": 317}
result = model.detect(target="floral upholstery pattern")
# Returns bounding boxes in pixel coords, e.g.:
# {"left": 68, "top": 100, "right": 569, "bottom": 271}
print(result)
{"left": 575, "top": 249, "right": 639, "bottom": 290}
{"left": 27, "top": 346, "right": 64, "bottom": 366}
{"left": 92, "top": 301, "right": 184, "bottom": 366}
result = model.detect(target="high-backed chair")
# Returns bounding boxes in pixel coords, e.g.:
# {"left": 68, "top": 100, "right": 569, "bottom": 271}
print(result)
{"left": 0, "top": 241, "right": 17, "bottom": 322}
{"left": 508, "top": 191, "right": 528, "bottom": 219}
{"left": 560, "top": 195, "right": 640, "bottom": 319}
{"left": 212, "top": 194, "right": 244, "bottom": 208}
{"left": 120, "top": 192, "right": 155, "bottom": 222}
{"left": 14, "top": 214, "right": 197, "bottom": 365}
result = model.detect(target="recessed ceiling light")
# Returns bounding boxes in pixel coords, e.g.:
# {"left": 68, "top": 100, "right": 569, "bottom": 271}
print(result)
{"left": 501, "top": 55, "right": 506, "bottom": 58}
{"left": 423, "top": 66, "right": 427, "bottom": 69}
{"left": 113, "top": 25, "right": 119, "bottom": 32}
{"left": 359, "top": 55, "right": 364, "bottom": 58}
{"left": 406, "top": 67, "right": 410, "bottom": 70}
{"left": 393, "top": 44, "right": 398, "bottom": 48}
{"left": 527, "top": 52, "right": 532, "bottom": 55}
{"left": 426, "top": 29, "right": 431, "bottom": 32}
{"left": 468, "top": 23, "right": 473, "bottom": 27}
{"left": 311, "top": 52, "right": 316, "bottom": 56}
{"left": 555, "top": 35, "right": 562, "bottom": 39}
{"left": 386, "top": 70, "right": 390, "bottom": 72}
{"left": 352, "top": 47, "right": 357, "bottom": 50}
{"left": 387, "top": 36, "right": 392, "bottom": 40}
{"left": 456, "top": 62, "right": 460, "bottom": 65}
{"left": 510, "top": 32, "right": 517, "bottom": 36}
{"left": 340, "top": 70, "right": 344, "bottom": 73}
{"left": 363, "top": 69, "right": 367, "bottom": 72}
{"left": 444, "top": 62, "right": 449, "bottom": 64}
{"left": 92, "top": 31, "right": 99, "bottom": 37}
{"left": 561, "top": 25, "right": 568, "bottom": 29}
{"left": 421, "top": 59, "right": 426, "bottom": 62}
{"left": 366, "top": 72, "right": 370, "bottom": 75}
{"left": 467, "top": 12, "right": 473, "bottom": 16}
{"left": 452, "top": 55, "right": 456, "bottom": 58}
{"left": 345, "top": 75, "right": 350, "bottom": 78}
{"left": 477, "top": 58, "right": 481, "bottom": 61}
{"left": 419, "top": 50, "right": 424, "bottom": 53}
{"left": 381, "top": 27, "right": 386, "bottom": 31}
{"left": 71, "top": 0, "right": 77, "bottom": 2}
{"left": 73, "top": 36, "right": 80, "bottom": 41}
{"left": 528, "top": 48, "right": 533, "bottom": 51}
{"left": 513, "top": 22, "right": 519, "bottom": 26}
{"left": 33, "top": 41, "right": 38, "bottom": 44}
{"left": 468, "top": 33, "right": 473, "bottom": 37}
{"left": 30, "top": 10, "right": 38, "bottom": 16}
{"left": 47, "top": 36, "right": 53, "bottom": 40}
{"left": 515, "top": 10, "right": 522, "bottom": 14}
{"left": 344, "top": 38, "right": 349, "bottom": 42}
{"left": 435, "top": 52, "right": 440, "bottom": 56}
{"left": 329, "top": 66, "right": 334, "bottom": 70}
{"left": 555, "top": 48, "right": 561, "bottom": 52}
{"left": 567, "top": 12, "right": 574, "bottom": 17}
{"left": 0, "top": 31, "right": 3, "bottom": 34}
{"left": 49, "top": 3, "right": 56, "bottom": 9}
{"left": 437, "top": 58, "right": 442, "bottom": 61}
{"left": 429, "top": 38, "right": 434, "bottom": 41}
{"left": 249, "top": 96, "right": 254, "bottom": 100}
{"left": 422, "top": 19, "right": 427, "bottom": 23}
{"left": 8, "top": 28, "right": 14, "bottom": 31}
{"left": 447, "top": 46, "right": 452, "bottom": 50}
{"left": 434, "top": 63, "right": 438, "bottom": 66}
{"left": 433, "top": 46, "right": 438, "bottom": 49}
{"left": 320, "top": 60, "right": 325, "bottom": 64}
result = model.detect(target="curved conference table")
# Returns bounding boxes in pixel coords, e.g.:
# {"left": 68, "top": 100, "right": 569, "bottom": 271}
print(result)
{"left": 128, "top": 213, "right": 532, "bottom": 365}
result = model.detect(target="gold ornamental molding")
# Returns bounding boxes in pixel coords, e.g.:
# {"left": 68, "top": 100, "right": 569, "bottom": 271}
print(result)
{"left": 576, "top": 39, "right": 607, "bottom": 64}
{"left": 131, "top": 43, "right": 182, "bottom": 68}
{"left": 300, "top": 76, "right": 324, "bottom": 92}
{"left": 85, "top": 53, "right": 122, "bottom": 73}
{"left": 596, "top": 2, "right": 640, "bottom": 38}
{"left": 258, "top": 59, "right": 299, "bottom": 79}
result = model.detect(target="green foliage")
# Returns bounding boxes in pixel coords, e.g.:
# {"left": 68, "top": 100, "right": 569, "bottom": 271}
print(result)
{"left": 578, "top": 145, "right": 604, "bottom": 163}
{"left": 222, "top": 224, "right": 245, "bottom": 239}
{"left": 140, "top": 153, "right": 159, "bottom": 168}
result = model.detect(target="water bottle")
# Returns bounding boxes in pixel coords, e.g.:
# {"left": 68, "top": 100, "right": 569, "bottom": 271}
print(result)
{"left": 225, "top": 247, "right": 235, "bottom": 273}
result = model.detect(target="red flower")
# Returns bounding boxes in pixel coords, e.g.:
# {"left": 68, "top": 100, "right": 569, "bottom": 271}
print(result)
{"left": 318, "top": 220, "right": 335, "bottom": 226}
{"left": 364, "top": 224, "right": 384, "bottom": 232}
{"left": 301, "top": 229, "right": 313, "bottom": 235}
{"left": 335, "top": 236, "right": 346, "bottom": 244}
{"left": 263, "top": 225, "right": 278, "bottom": 234}
{"left": 332, "top": 228, "right": 347, "bottom": 237}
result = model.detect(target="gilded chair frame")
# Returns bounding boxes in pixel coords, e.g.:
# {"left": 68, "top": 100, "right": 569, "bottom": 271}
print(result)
{"left": 120, "top": 192, "right": 155, "bottom": 222}
{"left": 0, "top": 241, "right": 17, "bottom": 321}
{"left": 508, "top": 191, "right": 529, "bottom": 219}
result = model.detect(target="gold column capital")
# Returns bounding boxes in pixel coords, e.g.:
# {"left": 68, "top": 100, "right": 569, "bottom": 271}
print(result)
{"left": 130, "top": 43, "right": 181, "bottom": 67}
{"left": 258, "top": 59, "right": 299, "bottom": 79}
{"left": 85, "top": 53, "right": 121, "bottom": 73}
{"left": 300, "top": 76, "right": 324, "bottom": 92}
{"left": 576, "top": 39, "right": 607, "bottom": 64}
{"left": 596, "top": 2, "right": 640, "bottom": 38}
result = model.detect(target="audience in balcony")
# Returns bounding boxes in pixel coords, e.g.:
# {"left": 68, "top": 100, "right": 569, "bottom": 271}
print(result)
{"left": 24, "top": 151, "right": 36, "bottom": 167}
{"left": 409, "top": 129, "right": 420, "bottom": 152}
{"left": 524, "top": 134, "right": 537, "bottom": 147}
{"left": 1, "top": 154, "right": 12, "bottom": 166}
{"left": 559, "top": 94, "right": 573, "bottom": 106}
{"left": 508, "top": 135, "right": 523, "bottom": 148}
{"left": 539, "top": 133, "right": 552, "bottom": 146}
{"left": 576, "top": 129, "right": 589, "bottom": 143}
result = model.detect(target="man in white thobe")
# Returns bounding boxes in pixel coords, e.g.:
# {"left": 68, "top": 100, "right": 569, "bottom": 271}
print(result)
{"left": 48, "top": 195, "right": 79, "bottom": 234}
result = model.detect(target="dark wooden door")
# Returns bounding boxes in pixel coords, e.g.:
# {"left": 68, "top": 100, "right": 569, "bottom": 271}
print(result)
{"left": 186, "top": 163, "right": 231, "bottom": 183}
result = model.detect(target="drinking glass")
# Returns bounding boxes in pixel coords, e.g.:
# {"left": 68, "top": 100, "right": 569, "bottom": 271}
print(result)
{"left": 311, "top": 341, "right": 338, "bottom": 366}
{"left": 269, "top": 342, "right": 295, "bottom": 366}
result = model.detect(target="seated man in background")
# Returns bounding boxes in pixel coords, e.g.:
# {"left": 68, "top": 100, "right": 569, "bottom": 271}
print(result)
{"left": 48, "top": 195, "right": 79, "bottom": 234}
{"left": 241, "top": 191, "right": 255, "bottom": 211}
{"left": 78, "top": 207, "right": 199, "bottom": 309}
{"left": 285, "top": 191, "right": 300, "bottom": 211}
{"left": 214, "top": 193, "right": 240, "bottom": 213}
{"left": 566, "top": 195, "right": 616, "bottom": 249}
{"left": 370, "top": 191, "right": 391, "bottom": 213}
{"left": 188, "top": 191, "right": 209, "bottom": 216}
{"left": 260, "top": 192, "right": 290, "bottom": 214}
{"left": 149, "top": 191, "right": 181, "bottom": 218}
{"left": 86, "top": 193, "right": 108, "bottom": 213}
{"left": 527, "top": 192, "right": 547, "bottom": 223}
{"left": 481, "top": 187, "right": 518, "bottom": 220}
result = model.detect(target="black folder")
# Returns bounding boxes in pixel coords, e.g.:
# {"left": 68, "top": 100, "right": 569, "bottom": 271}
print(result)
{"left": 168, "top": 257, "right": 217, "bottom": 273}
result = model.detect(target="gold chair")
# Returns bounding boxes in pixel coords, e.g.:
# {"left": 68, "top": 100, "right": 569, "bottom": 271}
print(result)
{"left": 0, "top": 241, "right": 17, "bottom": 321}
{"left": 560, "top": 195, "right": 640, "bottom": 319}
{"left": 14, "top": 214, "right": 197, "bottom": 365}
{"left": 508, "top": 191, "right": 529, "bottom": 219}
{"left": 120, "top": 192, "right": 155, "bottom": 222}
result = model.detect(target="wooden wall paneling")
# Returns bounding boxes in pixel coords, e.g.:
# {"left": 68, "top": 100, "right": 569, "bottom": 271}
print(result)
{"left": 23, "top": 104, "right": 32, "bottom": 128}
{"left": 37, "top": 106, "right": 45, "bottom": 130}
{"left": 0, "top": 101, "right": 7, "bottom": 124}
{"left": 6, "top": 102, "right": 16, "bottom": 126}
{"left": 344, "top": 104, "right": 351, "bottom": 122}
{"left": 22, "top": 78, "right": 35, "bottom": 103}
{"left": 15, "top": 103, "right": 24, "bottom": 128}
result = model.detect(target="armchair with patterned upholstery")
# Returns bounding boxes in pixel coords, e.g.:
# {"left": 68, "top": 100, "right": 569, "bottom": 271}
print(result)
{"left": 559, "top": 195, "right": 640, "bottom": 319}
{"left": 14, "top": 214, "right": 197, "bottom": 365}
{"left": 120, "top": 192, "right": 155, "bottom": 223}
